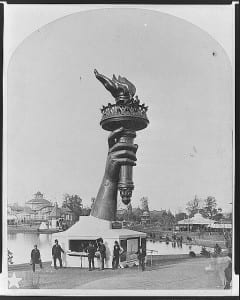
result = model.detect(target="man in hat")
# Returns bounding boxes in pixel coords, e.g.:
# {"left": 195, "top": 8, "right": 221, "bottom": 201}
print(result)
{"left": 52, "top": 239, "right": 64, "bottom": 269}
{"left": 136, "top": 245, "right": 146, "bottom": 271}
{"left": 112, "top": 241, "right": 123, "bottom": 269}
{"left": 86, "top": 242, "right": 96, "bottom": 271}
{"left": 98, "top": 239, "right": 106, "bottom": 270}
{"left": 31, "top": 244, "right": 43, "bottom": 272}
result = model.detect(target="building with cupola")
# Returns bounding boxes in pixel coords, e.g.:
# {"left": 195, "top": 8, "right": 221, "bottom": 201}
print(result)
{"left": 25, "top": 191, "right": 52, "bottom": 210}
{"left": 8, "top": 192, "right": 75, "bottom": 228}
{"left": 24, "top": 191, "right": 53, "bottom": 221}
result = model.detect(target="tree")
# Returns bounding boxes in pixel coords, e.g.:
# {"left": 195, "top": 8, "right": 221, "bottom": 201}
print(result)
{"left": 127, "top": 203, "right": 133, "bottom": 221}
{"left": 149, "top": 210, "right": 164, "bottom": 224}
{"left": 224, "top": 212, "right": 232, "bottom": 221}
{"left": 212, "top": 208, "right": 223, "bottom": 221}
{"left": 82, "top": 206, "right": 91, "bottom": 216}
{"left": 62, "top": 194, "right": 83, "bottom": 222}
{"left": 201, "top": 196, "right": 223, "bottom": 220}
{"left": 132, "top": 207, "right": 143, "bottom": 223}
{"left": 175, "top": 212, "right": 188, "bottom": 222}
{"left": 116, "top": 208, "right": 128, "bottom": 221}
{"left": 160, "top": 210, "right": 168, "bottom": 225}
{"left": 186, "top": 196, "right": 201, "bottom": 218}
{"left": 167, "top": 209, "right": 175, "bottom": 225}
{"left": 140, "top": 197, "right": 149, "bottom": 212}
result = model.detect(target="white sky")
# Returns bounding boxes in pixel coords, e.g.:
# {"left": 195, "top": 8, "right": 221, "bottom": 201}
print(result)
{"left": 5, "top": 5, "right": 234, "bottom": 213}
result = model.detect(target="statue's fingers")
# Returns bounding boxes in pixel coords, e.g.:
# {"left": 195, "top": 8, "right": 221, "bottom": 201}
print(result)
{"left": 134, "top": 144, "right": 139, "bottom": 153}
{"left": 111, "top": 150, "right": 137, "bottom": 161}
{"left": 108, "top": 127, "right": 124, "bottom": 148}
{"left": 113, "top": 158, "right": 137, "bottom": 166}
{"left": 110, "top": 143, "right": 138, "bottom": 154}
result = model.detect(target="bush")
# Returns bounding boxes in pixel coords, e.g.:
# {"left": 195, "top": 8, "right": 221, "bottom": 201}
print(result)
{"left": 189, "top": 251, "right": 196, "bottom": 257}
{"left": 200, "top": 246, "right": 211, "bottom": 258}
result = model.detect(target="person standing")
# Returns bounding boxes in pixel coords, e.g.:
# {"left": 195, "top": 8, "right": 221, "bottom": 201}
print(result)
{"left": 52, "top": 239, "right": 64, "bottom": 269}
{"left": 176, "top": 237, "right": 180, "bottom": 248}
{"left": 214, "top": 243, "right": 222, "bottom": 256}
{"left": 165, "top": 234, "right": 170, "bottom": 245}
{"left": 112, "top": 241, "right": 122, "bottom": 269}
{"left": 98, "top": 240, "right": 106, "bottom": 270}
{"left": 87, "top": 242, "right": 96, "bottom": 271}
{"left": 137, "top": 245, "right": 146, "bottom": 271}
{"left": 179, "top": 236, "right": 183, "bottom": 248}
{"left": 224, "top": 253, "right": 232, "bottom": 289}
{"left": 31, "top": 244, "right": 43, "bottom": 272}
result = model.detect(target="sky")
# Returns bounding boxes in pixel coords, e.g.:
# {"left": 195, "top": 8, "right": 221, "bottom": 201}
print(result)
{"left": 6, "top": 7, "right": 233, "bottom": 213}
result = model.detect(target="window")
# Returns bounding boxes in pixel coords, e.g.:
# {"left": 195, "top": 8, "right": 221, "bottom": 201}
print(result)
{"left": 127, "top": 238, "right": 138, "bottom": 253}
{"left": 69, "top": 240, "right": 97, "bottom": 252}
{"left": 120, "top": 239, "right": 127, "bottom": 262}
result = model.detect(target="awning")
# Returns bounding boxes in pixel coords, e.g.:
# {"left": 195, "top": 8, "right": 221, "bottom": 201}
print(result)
{"left": 210, "top": 223, "right": 232, "bottom": 229}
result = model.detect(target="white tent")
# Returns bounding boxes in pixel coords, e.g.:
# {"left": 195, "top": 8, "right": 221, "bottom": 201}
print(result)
{"left": 39, "top": 222, "right": 48, "bottom": 230}
{"left": 52, "top": 216, "right": 146, "bottom": 268}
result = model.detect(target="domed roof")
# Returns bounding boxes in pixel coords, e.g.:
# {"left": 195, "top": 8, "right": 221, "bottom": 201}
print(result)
{"left": 26, "top": 198, "right": 51, "bottom": 205}
{"left": 26, "top": 191, "right": 51, "bottom": 206}
{"left": 142, "top": 211, "right": 150, "bottom": 216}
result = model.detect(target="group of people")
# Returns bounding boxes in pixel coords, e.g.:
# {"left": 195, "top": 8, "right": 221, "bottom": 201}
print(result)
{"left": 30, "top": 239, "right": 123, "bottom": 272}
{"left": 30, "top": 238, "right": 147, "bottom": 272}
{"left": 30, "top": 239, "right": 64, "bottom": 272}
{"left": 86, "top": 239, "right": 146, "bottom": 272}
{"left": 165, "top": 233, "right": 183, "bottom": 248}
{"left": 86, "top": 239, "right": 107, "bottom": 271}
{"left": 171, "top": 234, "right": 183, "bottom": 248}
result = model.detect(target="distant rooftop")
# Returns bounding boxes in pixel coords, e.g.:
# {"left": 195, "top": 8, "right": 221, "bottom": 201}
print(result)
{"left": 142, "top": 211, "right": 150, "bottom": 217}
{"left": 26, "top": 191, "right": 51, "bottom": 206}
{"left": 49, "top": 203, "right": 61, "bottom": 218}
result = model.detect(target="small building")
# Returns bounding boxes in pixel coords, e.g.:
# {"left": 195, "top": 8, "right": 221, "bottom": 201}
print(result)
{"left": 141, "top": 211, "right": 151, "bottom": 225}
{"left": 15, "top": 206, "right": 32, "bottom": 223}
{"left": 60, "top": 207, "right": 74, "bottom": 229}
{"left": 49, "top": 202, "right": 61, "bottom": 229}
{"left": 7, "top": 214, "right": 18, "bottom": 225}
{"left": 33, "top": 204, "right": 53, "bottom": 221}
{"left": 24, "top": 192, "right": 54, "bottom": 224}
{"left": 52, "top": 216, "right": 146, "bottom": 269}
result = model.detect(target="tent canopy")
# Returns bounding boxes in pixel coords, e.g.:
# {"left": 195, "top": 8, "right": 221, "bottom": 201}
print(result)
{"left": 52, "top": 216, "right": 146, "bottom": 240}
{"left": 39, "top": 222, "right": 48, "bottom": 230}
{"left": 178, "top": 213, "right": 215, "bottom": 225}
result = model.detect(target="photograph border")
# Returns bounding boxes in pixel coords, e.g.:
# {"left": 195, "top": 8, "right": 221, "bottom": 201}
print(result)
{"left": 1, "top": 0, "right": 239, "bottom": 298}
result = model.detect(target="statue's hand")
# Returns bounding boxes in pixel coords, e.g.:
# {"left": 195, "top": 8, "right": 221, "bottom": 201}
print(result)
{"left": 104, "top": 127, "right": 138, "bottom": 183}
